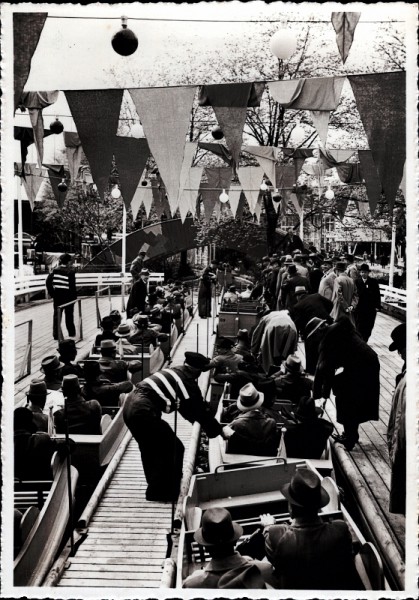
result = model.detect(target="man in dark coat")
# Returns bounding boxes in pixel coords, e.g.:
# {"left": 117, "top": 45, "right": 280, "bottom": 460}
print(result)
{"left": 290, "top": 289, "right": 333, "bottom": 335}
{"left": 281, "top": 265, "right": 310, "bottom": 310}
{"left": 98, "top": 339, "right": 141, "bottom": 383}
{"left": 54, "top": 375, "right": 102, "bottom": 435}
{"left": 313, "top": 317, "right": 380, "bottom": 450}
{"left": 354, "top": 264, "right": 381, "bottom": 341}
{"left": 123, "top": 352, "right": 231, "bottom": 501}
{"left": 303, "top": 317, "right": 329, "bottom": 375}
{"left": 127, "top": 268, "right": 149, "bottom": 315}
{"left": 46, "top": 253, "right": 77, "bottom": 340}
{"left": 283, "top": 396, "right": 333, "bottom": 459}
{"left": 198, "top": 261, "right": 217, "bottom": 318}
{"left": 130, "top": 250, "right": 147, "bottom": 282}
{"left": 273, "top": 355, "right": 313, "bottom": 404}
{"left": 260, "top": 468, "right": 362, "bottom": 590}
{"left": 82, "top": 360, "right": 133, "bottom": 407}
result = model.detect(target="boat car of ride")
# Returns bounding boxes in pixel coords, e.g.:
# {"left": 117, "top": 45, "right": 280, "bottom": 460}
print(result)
{"left": 176, "top": 459, "right": 387, "bottom": 591}
{"left": 217, "top": 299, "right": 261, "bottom": 339}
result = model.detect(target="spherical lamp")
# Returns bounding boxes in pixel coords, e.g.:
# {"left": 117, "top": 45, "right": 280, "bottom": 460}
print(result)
{"left": 291, "top": 125, "right": 306, "bottom": 146}
{"left": 131, "top": 123, "right": 144, "bottom": 138}
{"left": 260, "top": 180, "right": 269, "bottom": 192}
{"left": 211, "top": 126, "right": 224, "bottom": 140}
{"left": 112, "top": 16, "right": 138, "bottom": 56}
{"left": 219, "top": 189, "right": 229, "bottom": 203}
{"left": 57, "top": 178, "right": 68, "bottom": 192}
{"left": 141, "top": 179, "right": 149, "bottom": 187}
{"left": 325, "top": 186, "right": 335, "bottom": 200}
{"left": 111, "top": 184, "right": 122, "bottom": 199}
{"left": 270, "top": 20, "right": 298, "bottom": 60}
{"left": 50, "top": 117, "right": 64, "bottom": 135}
{"left": 272, "top": 189, "right": 282, "bottom": 203}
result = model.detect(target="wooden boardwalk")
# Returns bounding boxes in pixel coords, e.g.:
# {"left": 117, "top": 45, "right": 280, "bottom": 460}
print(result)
{"left": 56, "top": 315, "right": 216, "bottom": 589}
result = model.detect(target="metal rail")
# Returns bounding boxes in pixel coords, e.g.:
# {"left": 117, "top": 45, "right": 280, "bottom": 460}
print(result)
{"left": 57, "top": 299, "right": 83, "bottom": 343}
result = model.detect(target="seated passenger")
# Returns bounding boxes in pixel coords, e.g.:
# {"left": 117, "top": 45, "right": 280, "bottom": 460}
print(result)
{"left": 238, "top": 283, "right": 254, "bottom": 300}
{"left": 211, "top": 337, "right": 243, "bottom": 378}
{"left": 232, "top": 328, "right": 252, "bottom": 360}
{"left": 94, "top": 315, "right": 118, "bottom": 347}
{"left": 40, "top": 355, "right": 64, "bottom": 391}
{"left": 14, "top": 407, "right": 70, "bottom": 480}
{"left": 129, "top": 315, "right": 168, "bottom": 347}
{"left": 261, "top": 468, "right": 362, "bottom": 590}
{"left": 82, "top": 360, "right": 133, "bottom": 407}
{"left": 183, "top": 507, "right": 273, "bottom": 589}
{"left": 25, "top": 379, "right": 49, "bottom": 432}
{"left": 223, "top": 285, "right": 238, "bottom": 305}
{"left": 283, "top": 396, "right": 333, "bottom": 459}
{"left": 58, "top": 339, "right": 84, "bottom": 378}
{"left": 99, "top": 340, "right": 141, "bottom": 383}
{"left": 115, "top": 322, "right": 141, "bottom": 355}
{"left": 109, "top": 309, "right": 122, "bottom": 330}
{"left": 227, "top": 383, "right": 279, "bottom": 456}
{"left": 54, "top": 375, "right": 102, "bottom": 435}
{"left": 273, "top": 355, "right": 313, "bottom": 404}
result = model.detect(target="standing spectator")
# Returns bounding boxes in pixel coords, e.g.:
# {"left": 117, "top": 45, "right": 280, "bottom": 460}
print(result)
{"left": 330, "top": 262, "right": 358, "bottom": 325}
{"left": 354, "top": 264, "right": 382, "bottom": 341}
{"left": 290, "top": 290, "right": 333, "bottom": 336}
{"left": 130, "top": 250, "right": 147, "bottom": 282}
{"left": 292, "top": 255, "right": 309, "bottom": 278}
{"left": 388, "top": 323, "right": 406, "bottom": 386}
{"left": 25, "top": 379, "right": 49, "bottom": 432}
{"left": 302, "top": 318, "right": 330, "bottom": 376}
{"left": 281, "top": 265, "right": 310, "bottom": 310}
{"left": 54, "top": 374, "right": 102, "bottom": 435}
{"left": 313, "top": 317, "right": 380, "bottom": 450}
{"left": 318, "top": 260, "right": 336, "bottom": 301}
{"left": 308, "top": 255, "right": 323, "bottom": 293}
{"left": 127, "top": 268, "right": 149, "bottom": 315}
{"left": 198, "top": 261, "right": 218, "bottom": 318}
{"left": 380, "top": 253, "right": 388, "bottom": 268}
{"left": 46, "top": 253, "right": 77, "bottom": 340}
{"left": 345, "top": 254, "right": 359, "bottom": 281}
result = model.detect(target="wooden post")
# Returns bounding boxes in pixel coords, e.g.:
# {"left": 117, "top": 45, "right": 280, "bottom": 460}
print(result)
{"left": 17, "top": 175, "right": 24, "bottom": 277}
{"left": 389, "top": 218, "right": 397, "bottom": 288}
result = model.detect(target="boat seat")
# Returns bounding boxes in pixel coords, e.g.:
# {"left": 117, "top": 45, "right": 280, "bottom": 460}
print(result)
{"left": 14, "top": 480, "right": 52, "bottom": 512}
{"left": 355, "top": 542, "right": 384, "bottom": 590}
{"left": 20, "top": 505, "right": 40, "bottom": 544}
{"left": 100, "top": 413, "right": 112, "bottom": 433}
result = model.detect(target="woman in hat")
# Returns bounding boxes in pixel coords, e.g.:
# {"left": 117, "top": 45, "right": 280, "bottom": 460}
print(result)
{"left": 198, "top": 261, "right": 217, "bottom": 318}
{"left": 227, "top": 383, "right": 279, "bottom": 456}
{"left": 260, "top": 468, "right": 362, "bottom": 590}
{"left": 183, "top": 507, "right": 273, "bottom": 589}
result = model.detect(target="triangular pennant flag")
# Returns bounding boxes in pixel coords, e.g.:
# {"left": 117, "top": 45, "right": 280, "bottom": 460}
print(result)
{"left": 237, "top": 165, "right": 265, "bottom": 213}
{"left": 21, "top": 164, "right": 45, "bottom": 210}
{"left": 228, "top": 185, "right": 242, "bottom": 218}
{"left": 254, "top": 196, "right": 262, "bottom": 223}
{"left": 113, "top": 137, "right": 150, "bottom": 210}
{"left": 206, "top": 166, "right": 233, "bottom": 192}
{"left": 65, "top": 90, "right": 123, "bottom": 200}
{"left": 200, "top": 184, "right": 217, "bottom": 223}
{"left": 243, "top": 145, "right": 277, "bottom": 187}
{"left": 64, "top": 132, "right": 83, "bottom": 182}
{"left": 358, "top": 150, "right": 382, "bottom": 216}
{"left": 14, "top": 13, "right": 48, "bottom": 111}
{"left": 236, "top": 193, "right": 246, "bottom": 219}
{"left": 21, "top": 91, "right": 59, "bottom": 167}
{"left": 311, "top": 111, "right": 330, "bottom": 146}
{"left": 331, "top": 13, "right": 361, "bottom": 64}
{"left": 275, "top": 164, "right": 297, "bottom": 198}
{"left": 129, "top": 87, "right": 197, "bottom": 214}
{"left": 357, "top": 201, "right": 369, "bottom": 218}
{"left": 177, "top": 142, "right": 198, "bottom": 208}
{"left": 270, "top": 77, "right": 345, "bottom": 110}
{"left": 290, "top": 192, "right": 303, "bottom": 215}
{"left": 198, "top": 142, "right": 232, "bottom": 165}
{"left": 268, "top": 80, "right": 304, "bottom": 107}
{"left": 399, "top": 161, "right": 406, "bottom": 199}
{"left": 214, "top": 201, "right": 222, "bottom": 222}
{"left": 328, "top": 149, "right": 356, "bottom": 163}
{"left": 336, "top": 195, "right": 350, "bottom": 220}
{"left": 349, "top": 72, "right": 405, "bottom": 213}
{"left": 131, "top": 185, "right": 153, "bottom": 220}
{"left": 180, "top": 166, "right": 203, "bottom": 220}
{"left": 142, "top": 186, "right": 154, "bottom": 219}
{"left": 45, "top": 164, "right": 68, "bottom": 209}
{"left": 178, "top": 196, "right": 190, "bottom": 223}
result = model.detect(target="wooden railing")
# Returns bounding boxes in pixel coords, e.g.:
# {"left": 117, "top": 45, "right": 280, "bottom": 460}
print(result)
{"left": 379, "top": 284, "right": 406, "bottom": 310}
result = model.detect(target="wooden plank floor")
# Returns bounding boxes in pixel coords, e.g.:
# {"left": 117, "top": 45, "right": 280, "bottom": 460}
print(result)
{"left": 298, "top": 312, "right": 405, "bottom": 574}
{"left": 14, "top": 295, "right": 122, "bottom": 405}
{"left": 57, "top": 314, "right": 217, "bottom": 589}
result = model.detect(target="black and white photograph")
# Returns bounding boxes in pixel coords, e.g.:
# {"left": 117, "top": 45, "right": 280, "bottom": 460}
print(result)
{"left": 1, "top": 2, "right": 417, "bottom": 597}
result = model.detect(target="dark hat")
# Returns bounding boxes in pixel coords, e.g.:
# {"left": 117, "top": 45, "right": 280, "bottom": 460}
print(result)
{"left": 281, "top": 467, "right": 329, "bottom": 509}
{"left": 217, "top": 337, "right": 235, "bottom": 350}
{"left": 138, "top": 250, "right": 147, "bottom": 255}
{"left": 41, "top": 355, "right": 64, "bottom": 372}
{"left": 288, "top": 265, "right": 297, "bottom": 276}
{"left": 101, "top": 339, "right": 117, "bottom": 350}
{"left": 109, "top": 310, "right": 122, "bottom": 325}
{"left": 26, "top": 379, "right": 50, "bottom": 397}
{"left": 294, "top": 286, "right": 307, "bottom": 296}
{"left": 100, "top": 315, "right": 115, "bottom": 329}
{"left": 62, "top": 374, "right": 81, "bottom": 395}
{"left": 294, "top": 396, "right": 322, "bottom": 421}
{"left": 236, "top": 328, "right": 249, "bottom": 340}
{"left": 150, "top": 306, "right": 161, "bottom": 316}
{"left": 58, "top": 339, "right": 77, "bottom": 354}
{"left": 59, "top": 253, "right": 72, "bottom": 265}
{"left": 140, "top": 268, "right": 150, "bottom": 276}
{"left": 115, "top": 323, "right": 132, "bottom": 338}
{"left": 14, "top": 407, "right": 36, "bottom": 433}
{"left": 228, "top": 285, "right": 236, "bottom": 292}
{"left": 389, "top": 323, "right": 406, "bottom": 352}
{"left": 335, "top": 261, "right": 347, "bottom": 271}
{"left": 184, "top": 352, "right": 211, "bottom": 371}
{"left": 134, "top": 314, "right": 149, "bottom": 326}
{"left": 359, "top": 263, "right": 370, "bottom": 272}
{"left": 194, "top": 508, "right": 243, "bottom": 547}
{"left": 284, "top": 355, "right": 302, "bottom": 373}
{"left": 82, "top": 360, "right": 101, "bottom": 380}
{"left": 304, "top": 318, "right": 328, "bottom": 338}
{"left": 237, "top": 383, "right": 264, "bottom": 412}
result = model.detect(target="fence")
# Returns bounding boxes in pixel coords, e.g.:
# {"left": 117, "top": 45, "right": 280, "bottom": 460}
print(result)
{"left": 15, "top": 320, "right": 33, "bottom": 383}
{"left": 379, "top": 285, "right": 406, "bottom": 311}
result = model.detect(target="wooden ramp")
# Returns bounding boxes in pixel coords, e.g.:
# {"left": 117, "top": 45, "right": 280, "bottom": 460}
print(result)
{"left": 299, "top": 312, "right": 405, "bottom": 589}
{"left": 56, "top": 315, "right": 216, "bottom": 589}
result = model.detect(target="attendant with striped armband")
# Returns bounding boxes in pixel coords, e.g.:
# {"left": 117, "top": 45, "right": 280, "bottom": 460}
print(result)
{"left": 46, "top": 253, "right": 77, "bottom": 340}
{"left": 123, "top": 351, "right": 234, "bottom": 502}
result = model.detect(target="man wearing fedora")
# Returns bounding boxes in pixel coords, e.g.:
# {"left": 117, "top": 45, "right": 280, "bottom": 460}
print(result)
{"left": 227, "top": 383, "right": 279, "bottom": 456}
{"left": 99, "top": 339, "right": 141, "bottom": 383}
{"left": 260, "top": 467, "right": 361, "bottom": 589}
{"left": 198, "top": 260, "right": 218, "bottom": 318}
{"left": 129, "top": 315, "right": 168, "bottom": 348}
{"left": 25, "top": 379, "right": 50, "bottom": 432}
{"left": 40, "top": 354, "right": 65, "bottom": 390}
{"left": 127, "top": 268, "right": 149, "bottom": 315}
{"left": 58, "top": 339, "right": 84, "bottom": 378}
{"left": 290, "top": 288, "right": 333, "bottom": 336}
{"left": 183, "top": 507, "right": 273, "bottom": 589}
{"left": 54, "top": 374, "right": 102, "bottom": 435}
{"left": 281, "top": 265, "right": 310, "bottom": 310}
{"left": 283, "top": 396, "right": 334, "bottom": 459}
{"left": 387, "top": 323, "right": 406, "bottom": 514}
{"left": 82, "top": 361, "right": 133, "bottom": 407}
{"left": 123, "top": 351, "right": 232, "bottom": 502}
{"left": 354, "top": 263, "right": 381, "bottom": 341}
{"left": 273, "top": 355, "right": 313, "bottom": 405}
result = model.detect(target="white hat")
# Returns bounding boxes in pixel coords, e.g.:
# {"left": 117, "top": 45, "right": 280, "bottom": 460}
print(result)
{"left": 237, "top": 383, "right": 264, "bottom": 412}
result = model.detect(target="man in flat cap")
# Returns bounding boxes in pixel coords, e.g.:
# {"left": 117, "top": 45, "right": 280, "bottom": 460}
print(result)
{"left": 123, "top": 351, "right": 233, "bottom": 502}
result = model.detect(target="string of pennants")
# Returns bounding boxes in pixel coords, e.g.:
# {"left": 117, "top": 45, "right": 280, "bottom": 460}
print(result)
{"left": 14, "top": 69, "right": 405, "bottom": 222}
